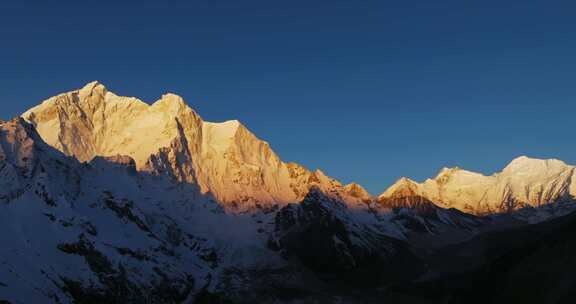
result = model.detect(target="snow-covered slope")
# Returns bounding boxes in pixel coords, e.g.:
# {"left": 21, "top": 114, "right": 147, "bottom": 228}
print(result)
{"left": 22, "top": 82, "right": 366, "bottom": 212}
{"left": 0, "top": 118, "right": 221, "bottom": 302}
{"left": 379, "top": 156, "right": 576, "bottom": 215}
{"left": 1, "top": 117, "right": 323, "bottom": 303}
{"left": 0, "top": 118, "right": 427, "bottom": 303}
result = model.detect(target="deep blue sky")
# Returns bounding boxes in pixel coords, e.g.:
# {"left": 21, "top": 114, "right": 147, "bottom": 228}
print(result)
{"left": 2, "top": 0, "right": 576, "bottom": 194}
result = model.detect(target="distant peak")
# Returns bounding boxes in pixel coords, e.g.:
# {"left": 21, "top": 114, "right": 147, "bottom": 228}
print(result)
{"left": 397, "top": 176, "right": 417, "bottom": 184}
{"left": 343, "top": 182, "right": 364, "bottom": 192}
{"left": 344, "top": 182, "right": 362, "bottom": 188}
{"left": 435, "top": 166, "right": 460, "bottom": 179}
{"left": 79, "top": 80, "right": 107, "bottom": 96}
{"left": 510, "top": 155, "right": 563, "bottom": 166}
{"left": 508, "top": 155, "right": 553, "bottom": 165}
{"left": 509, "top": 155, "right": 533, "bottom": 164}
{"left": 379, "top": 176, "right": 419, "bottom": 198}
{"left": 150, "top": 93, "right": 192, "bottom": 115}
{"left": 343, "top": 182, "right": 371, "bottom": 198}
{"left": 158, "top": 93, "right": 186, "bottom": 106}
{"left": 503, "top": 155, "right": 568, "bottom": 172}
{"left": 83, "top": 80, "right": 103, "bottom": 88}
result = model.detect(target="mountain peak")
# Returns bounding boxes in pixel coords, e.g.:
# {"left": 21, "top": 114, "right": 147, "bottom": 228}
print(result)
{"left": 398, "top": 176, "right": 417, "bottom": 184}
{"left": 508, "top": 155, "right": 538, "bottom": 166}
{"left": 379, "top": 177, "right": 419, "bottom": 198}
{"left": 79, "top": 80, "right": 107, "bottom": 97}
{"left": 150, "top": 93, "right": 189, "bottom": 114}
{"left": 503, "top": 156, "right": 569, "bottom": 174}
{"left": 343, "top": 182, "right": 371, "bottom": 199}
{"left": 435, "top": 166, "right": 460, "bottom": 178}
{"left": 81, "top": 80, "right": 105, "bottom": 89}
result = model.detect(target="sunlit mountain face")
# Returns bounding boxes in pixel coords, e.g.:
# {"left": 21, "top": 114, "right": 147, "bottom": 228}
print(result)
{"left": 0, "top": 82, "right": 575, "bottom": 303}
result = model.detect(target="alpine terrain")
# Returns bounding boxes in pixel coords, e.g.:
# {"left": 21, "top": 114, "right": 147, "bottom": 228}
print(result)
{"left": 1, "top": 82, "right": 575, "bottom": 303}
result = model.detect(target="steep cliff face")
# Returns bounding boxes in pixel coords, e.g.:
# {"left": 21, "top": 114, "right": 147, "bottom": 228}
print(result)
{"left": 21, "top": 82, "right": 361, "bottom": 212}
{"left": 379, "top": 156, "right": 576, "bottom": 215}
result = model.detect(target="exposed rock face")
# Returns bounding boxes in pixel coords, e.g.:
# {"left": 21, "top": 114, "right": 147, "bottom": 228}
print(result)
{"left": 21, "top": 82, "right": 360, "bottom": 212}
{"left": 379, "top": 157, "right": 576, "bottom": 215}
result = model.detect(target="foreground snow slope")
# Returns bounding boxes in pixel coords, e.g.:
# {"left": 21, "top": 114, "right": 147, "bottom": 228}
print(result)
{"left": 0, "top": 118, "right": 436, "bottom": 303}
{"left": 0, "top": 117, "right": 317, "bottom": 303}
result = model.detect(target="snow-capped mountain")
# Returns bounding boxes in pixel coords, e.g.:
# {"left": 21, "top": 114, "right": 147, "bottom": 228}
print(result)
{"left": 22, "top": 81, "right": 366, "bottom": 213}
{"left": 2, "top": 81, "right": 576, "bottom": 303}
{"left": 23, "top": 81, "right": 576, "bottom": 217}
{"left": 379, "top": 156, "right": 576, "bottom": 215}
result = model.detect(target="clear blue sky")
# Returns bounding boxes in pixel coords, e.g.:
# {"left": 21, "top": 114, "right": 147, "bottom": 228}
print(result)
{"left": 2, "top": 0, "right": 576, "bottom": 194}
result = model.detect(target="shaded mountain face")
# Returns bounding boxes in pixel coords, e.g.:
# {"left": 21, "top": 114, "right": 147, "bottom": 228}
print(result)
{"left": 270, "top": 187, "right": 424, "bottom": 283}
{"left": 0, "top": 118, "right": 213, "bottom": 303}
{"left": 2, "top": 82, "right": 576, "bottom": 303}
{"left": 0, "top": 117, "right": 80, "bottom": 205}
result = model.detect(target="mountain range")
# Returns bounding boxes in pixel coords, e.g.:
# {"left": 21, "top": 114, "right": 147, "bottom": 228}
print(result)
{"left": 1, "top": 82, "right": 575, "bottom": 303}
